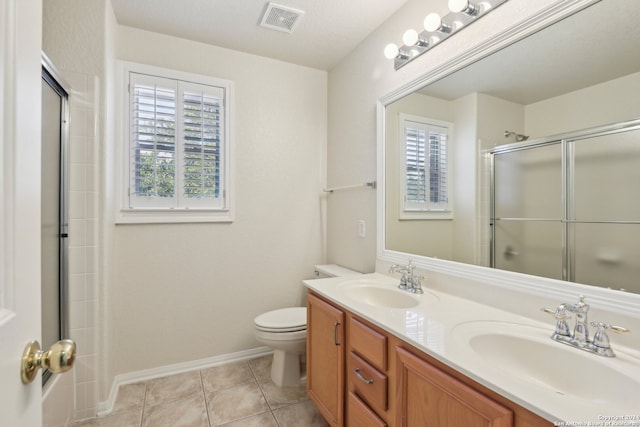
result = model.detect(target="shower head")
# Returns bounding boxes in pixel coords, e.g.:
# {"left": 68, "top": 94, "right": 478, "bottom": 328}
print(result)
{"left": 504, "top": 130, "right": 529, "bottom": 142}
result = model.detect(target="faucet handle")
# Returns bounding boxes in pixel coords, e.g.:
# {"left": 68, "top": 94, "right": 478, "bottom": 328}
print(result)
{"left": 541, "top": 307, "right": 571, "bottom": 337}
{"left": 590, "top": 321, "right": 630, "bottom": 335}
{"left": 590, "top": 322, "right": 630, "bottom": 356}
{"left": 608, "top": 324, "right": 630, "bottom": 334}
{"left": 541, "top": 307, "right": 567, "bottom": 321}
{"left": 410, "top": 275, "right": 425, "bottom": 294}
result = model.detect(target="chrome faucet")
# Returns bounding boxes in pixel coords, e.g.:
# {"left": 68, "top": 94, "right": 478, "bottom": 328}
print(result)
{"left": 389, "top": 261, "right": 424, "bottom": 294}
{"left": 542, "top": 295, "right": 630, "bottom": 357}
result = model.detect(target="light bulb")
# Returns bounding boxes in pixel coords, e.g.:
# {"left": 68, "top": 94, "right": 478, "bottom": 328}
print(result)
{"left": 448, "top": 0, "right": 469, "bottom": 13}
{"left": 448, "top": 0, "right": 478, "bottom": 15}
{"left": 384, "top": 43, "right": 400, "bottom": 60}
{"left": 402, "top": 29, "right": 419, "bottom": 46}
{"left": 424, "top": 13, "right": 443, "bottom": 32}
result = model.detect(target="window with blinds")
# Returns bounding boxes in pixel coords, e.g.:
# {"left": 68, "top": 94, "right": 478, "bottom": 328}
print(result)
{"left": 400, "top": 114, "right": 452, "bottom": 218}
{"left": 120, "top": 63, "right": 233, "bottom": 222}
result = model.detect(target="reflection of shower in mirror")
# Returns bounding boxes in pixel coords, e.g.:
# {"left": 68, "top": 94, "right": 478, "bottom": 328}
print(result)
{"left": 504, "top": 130, "right": 529, "bottom": 141}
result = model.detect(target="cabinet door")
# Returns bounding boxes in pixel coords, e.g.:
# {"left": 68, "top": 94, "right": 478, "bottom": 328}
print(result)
{"left": 396, "top": 347, "right": 513, "bottom": 427}
{"left": 307, "top": 293, "right": 345, "bottom": 427}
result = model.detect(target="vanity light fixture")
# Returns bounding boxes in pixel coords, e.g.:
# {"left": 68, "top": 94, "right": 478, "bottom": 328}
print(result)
{"left": 385, "top": 0, "right": 508, "bottom": 70}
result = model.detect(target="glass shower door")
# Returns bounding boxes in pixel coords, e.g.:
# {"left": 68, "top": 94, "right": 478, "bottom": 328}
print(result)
{"left": 492, "top": 142, "right": 564, "bottom": 280}
{"left": 571, "top": 128, "right": 640, "bottom": 292}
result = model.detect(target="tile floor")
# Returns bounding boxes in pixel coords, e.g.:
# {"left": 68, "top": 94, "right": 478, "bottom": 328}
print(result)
{"left": 72, "top": 355, "right": 328, "bottom": 427}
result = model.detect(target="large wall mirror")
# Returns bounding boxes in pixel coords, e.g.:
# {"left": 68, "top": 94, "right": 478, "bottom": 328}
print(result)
{"left": 383, "top": 0, "right": 640, "bottom": 293}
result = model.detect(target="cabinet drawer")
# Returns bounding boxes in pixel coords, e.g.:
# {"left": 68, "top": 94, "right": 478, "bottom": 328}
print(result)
{"left": 348, "top": 391, "right": 387, "bottom": 427}
{"left": 350, "top": 317, "right": 387, "bottom": 370}
{"left": 348, "top": 352, "right": 388, "bottom": 413}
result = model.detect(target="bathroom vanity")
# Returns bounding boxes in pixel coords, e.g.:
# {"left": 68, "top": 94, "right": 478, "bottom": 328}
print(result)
{"left": 307, "top": 291, "right": 545, "bottom": 427}
{"left": 304, "top": 273, "right": 640, "bottom": 426}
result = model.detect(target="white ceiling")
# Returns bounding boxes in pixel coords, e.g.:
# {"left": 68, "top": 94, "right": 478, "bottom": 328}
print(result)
{"left": 110, "top": 0, "right": 409, "bottom": 70}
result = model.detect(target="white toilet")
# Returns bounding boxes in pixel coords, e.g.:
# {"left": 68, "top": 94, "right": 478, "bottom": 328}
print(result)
{"left": 254, "top": 264, "right": 360, "bottom": 387}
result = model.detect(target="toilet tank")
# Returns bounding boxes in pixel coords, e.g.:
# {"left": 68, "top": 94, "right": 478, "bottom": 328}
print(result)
{"left": 313, "top": 264, "right": 361, "bottom": 278}
{"left": 298, "top": 264, "right": 361, "bottom": 307}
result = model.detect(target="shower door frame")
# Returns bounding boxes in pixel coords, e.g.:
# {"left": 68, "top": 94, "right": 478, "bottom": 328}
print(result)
{"left": 41, "top": 53, "right": 70, "bottom": 386}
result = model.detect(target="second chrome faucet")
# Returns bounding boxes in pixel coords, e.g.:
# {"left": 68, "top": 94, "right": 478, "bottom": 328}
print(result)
{"left": 542, "top": 295, "right": 630, "bottom": 357}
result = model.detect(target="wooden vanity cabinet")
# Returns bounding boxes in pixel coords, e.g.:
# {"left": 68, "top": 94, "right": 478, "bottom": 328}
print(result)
{"left": 306, "top": 291, "right": 553, "bottom": 427}
{"left": 307, "top": 292, "right": 345, "bottom": 427}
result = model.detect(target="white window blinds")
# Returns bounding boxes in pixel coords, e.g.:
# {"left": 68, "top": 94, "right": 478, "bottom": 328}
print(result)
{"left": 180, "top": 81, "right": 224, "bottom": 207}
{"left": 130, "top": 74, "right": 176, "bottom": 206}
{"left": 129, "top": 73, "right": 226, "bottom": 210}
{"left": 401, "top": 115, "right": 451, "bottom": 216}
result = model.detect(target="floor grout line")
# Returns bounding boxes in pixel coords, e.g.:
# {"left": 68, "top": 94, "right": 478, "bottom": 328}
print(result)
{"left": 198, "top": 369, "right": 213, "bottom": 427}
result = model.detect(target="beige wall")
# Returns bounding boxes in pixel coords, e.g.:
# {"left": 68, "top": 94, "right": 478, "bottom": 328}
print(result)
{"left": 525, "top": 71, "right": 640, "bottom": 136}
{"left": 477, "top": 93, "right": 525, "bottom": 150}
{"left": 109, "top": 27, "right": 327, "bottom": 377}
{"left": 450, "top": 93, "right": 478, "bottom": 264}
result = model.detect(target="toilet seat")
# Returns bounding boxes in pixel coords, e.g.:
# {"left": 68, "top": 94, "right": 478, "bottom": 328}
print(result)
{"left": 254, "top": 307, "right": 307, "bottom": 333}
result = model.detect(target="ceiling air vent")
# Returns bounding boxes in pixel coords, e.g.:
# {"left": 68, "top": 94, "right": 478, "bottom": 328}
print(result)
{"left": 259, "top": 2, "right": 305, "bottom": 34}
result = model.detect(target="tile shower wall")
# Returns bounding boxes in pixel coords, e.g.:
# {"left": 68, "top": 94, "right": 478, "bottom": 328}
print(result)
{"left": 65, "top": 70, "right": 100, "bottom": 420}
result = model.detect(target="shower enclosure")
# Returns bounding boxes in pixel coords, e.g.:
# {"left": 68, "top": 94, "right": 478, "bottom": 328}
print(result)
{"left": 491, "top": 120, "right": 640, "bottom": 293}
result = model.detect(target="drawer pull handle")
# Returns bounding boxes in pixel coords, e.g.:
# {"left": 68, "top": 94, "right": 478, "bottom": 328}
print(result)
{"left": 334, "top": 322, "right": 341, "bottom": 346}
{"left": 354, "top": 368, "right": 374, "bottom": 384}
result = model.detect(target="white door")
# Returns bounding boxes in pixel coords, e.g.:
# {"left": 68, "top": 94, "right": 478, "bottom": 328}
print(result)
{"left": 1, "top": 0, "right": 44, "bottom": 425}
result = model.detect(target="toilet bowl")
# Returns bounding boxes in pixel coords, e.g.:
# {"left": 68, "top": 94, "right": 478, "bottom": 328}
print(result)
{"left": 254, "top": 264, "right": 361, "bottom": 387}
{"left": 254, "top": 307, "right": 307, "bottom": 387}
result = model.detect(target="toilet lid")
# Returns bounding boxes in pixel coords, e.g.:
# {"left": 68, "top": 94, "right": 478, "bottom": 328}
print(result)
{"left": 254, "top": 307, "right": 307, "bottom": 331}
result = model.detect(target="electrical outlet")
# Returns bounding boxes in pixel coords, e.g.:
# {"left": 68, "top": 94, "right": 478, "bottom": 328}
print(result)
{"left": 358, "top": 220, "right": 366, "bottom": 238}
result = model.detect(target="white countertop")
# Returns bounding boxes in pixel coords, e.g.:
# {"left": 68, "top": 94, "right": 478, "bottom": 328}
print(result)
{"left": 303, "top": 273, "right": 640, "bottom": 425}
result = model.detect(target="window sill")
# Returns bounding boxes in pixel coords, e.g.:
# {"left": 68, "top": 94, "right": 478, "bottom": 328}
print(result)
{"left": 400, "top": 210, "right": 453, "bottom": 220}
{"left": 115, "top": 208, "right": 233, "bottom": 224}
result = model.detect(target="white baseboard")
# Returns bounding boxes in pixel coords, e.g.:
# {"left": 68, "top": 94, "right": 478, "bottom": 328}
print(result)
{"left": 96, "top": 346, "right": 273, "bottom": 417}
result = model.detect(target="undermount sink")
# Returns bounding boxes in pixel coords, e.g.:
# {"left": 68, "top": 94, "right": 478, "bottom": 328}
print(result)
{"left": 452, "top": 321, "right": 640, "bottom": 408}
{"left": 344, "top": 285, "right": 419, "bottom": 308}
{"left": 337, "top": 278, "right": 438, "bottom": 309}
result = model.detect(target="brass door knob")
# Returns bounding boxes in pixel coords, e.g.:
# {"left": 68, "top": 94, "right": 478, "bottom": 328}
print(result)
{"left": 21, "top": 339, "right": 76, "bottom": 384}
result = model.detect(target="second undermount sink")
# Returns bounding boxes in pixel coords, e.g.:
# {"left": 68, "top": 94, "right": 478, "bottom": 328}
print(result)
{"left": 452, "top": 321, "right": 640, "bottom": 408}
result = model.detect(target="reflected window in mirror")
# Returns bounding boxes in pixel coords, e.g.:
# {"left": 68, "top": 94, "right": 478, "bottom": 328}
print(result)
{"left": 400, "top": 114, "right": 452, "bottom": 220}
